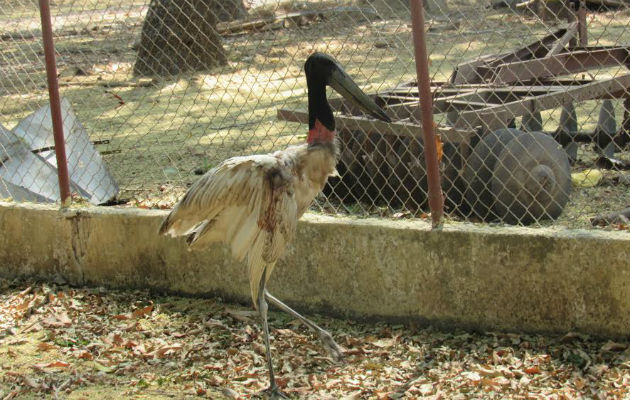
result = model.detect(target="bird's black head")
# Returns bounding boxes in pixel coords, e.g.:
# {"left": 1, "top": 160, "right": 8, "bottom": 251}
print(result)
{"left": 304, "top": 52, "right": 390, "bottom": 142}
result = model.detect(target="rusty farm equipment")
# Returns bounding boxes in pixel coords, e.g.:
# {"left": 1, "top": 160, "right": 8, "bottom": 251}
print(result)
{"left": 278, "top": 25, "right": 630, "bottom": 225}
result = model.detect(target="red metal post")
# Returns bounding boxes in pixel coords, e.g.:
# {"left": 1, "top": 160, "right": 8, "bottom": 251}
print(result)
{"left": 410, "top": 0, "right": 443, "bottom": 227}
{"left": 39, "top": 0, "right": 71, "bottom": 206}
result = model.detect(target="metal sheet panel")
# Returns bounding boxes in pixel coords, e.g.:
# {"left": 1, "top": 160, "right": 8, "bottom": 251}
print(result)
{"left": 0, "top": 178, "right": 51, "bottom": 203}
{"left": 0, "top": 124, "right": 59, "bottom": 202}
{"left": 12, "top": 98, "right": 119, "bottom": 204}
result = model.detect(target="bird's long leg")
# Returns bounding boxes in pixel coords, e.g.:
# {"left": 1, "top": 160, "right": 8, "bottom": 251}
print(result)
{"left": 258, "top": 271, "right": 287, "bottom": 399}
{"left": 265, "top": 290, "right": 343, "bottom": 362}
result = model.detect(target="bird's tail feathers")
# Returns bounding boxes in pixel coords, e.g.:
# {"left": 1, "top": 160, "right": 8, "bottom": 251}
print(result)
{"left": 186, "top": 220, "right": 212, "bottom": 248}
{"left": 158, "top": 212, "right": 175, "bottom": 236}
{"left": 159, "top": 210, "right": 204, "bottom": 238}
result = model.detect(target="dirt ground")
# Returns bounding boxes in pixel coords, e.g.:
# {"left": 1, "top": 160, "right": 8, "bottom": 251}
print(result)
{"left": 0, "top": 1, "right": 628, "bottom": 228}
{"left": 1, "top": 279, "right": 630, "bottom": 399}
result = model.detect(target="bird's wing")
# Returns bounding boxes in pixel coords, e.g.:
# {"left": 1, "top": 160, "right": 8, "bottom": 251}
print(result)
{"left": 159, "top": 154, "right": 277, "bottom": 238}
{"left": 186, "top": 155, "right": 298, "bottom": 254}
{"left": 160, "top": 154, "right": 298, "bottom": 302}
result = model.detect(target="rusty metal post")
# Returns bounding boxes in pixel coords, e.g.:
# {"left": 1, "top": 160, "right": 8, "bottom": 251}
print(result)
{"left": 567, "top": 1, "right": 577, "bottom": 47}
{"left": 577, "top": 1, "right": 588, "bottom": 46}
{"left": 410, "top": 0, "right": 443, "bottom": 227}
{"left": 39, "top": 0, "right": 71, "bottom": 206}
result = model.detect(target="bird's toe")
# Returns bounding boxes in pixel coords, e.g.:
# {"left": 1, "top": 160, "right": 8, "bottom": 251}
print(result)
{"left": 262, "top": 385, "right": 289, "bottom": 399}
{"left": 318, "top": 330, "right": 344, "bottom": 362}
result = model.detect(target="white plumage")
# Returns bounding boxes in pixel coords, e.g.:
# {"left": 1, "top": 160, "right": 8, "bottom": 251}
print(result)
{"left": 160, "top": 143, "right": 336, "bottom": 304}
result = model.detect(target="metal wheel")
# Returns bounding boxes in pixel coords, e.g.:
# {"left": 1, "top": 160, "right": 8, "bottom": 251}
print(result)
{"left": 463, "top": 128, "right": 523, "bottom": 220}
{"left": 491, "top": 131, "right": 571, "bottom": 225}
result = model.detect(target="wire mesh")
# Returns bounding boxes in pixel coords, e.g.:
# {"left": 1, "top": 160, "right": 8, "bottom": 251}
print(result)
{"left": 0, "top": 0, "right": 628, "bottom": 228}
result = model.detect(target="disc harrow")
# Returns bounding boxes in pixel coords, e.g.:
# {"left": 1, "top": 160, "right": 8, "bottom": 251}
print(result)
{"left": 278, "top": 25, "right": 630, "bottom": 225}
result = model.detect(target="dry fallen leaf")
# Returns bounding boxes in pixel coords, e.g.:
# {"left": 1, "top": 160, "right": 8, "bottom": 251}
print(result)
{"left": 574, "top": 377, "right": 586, "bottom": 390}
{"left": 36, "top": 342, "right": 56, "bottom": 352}
{"left": 601, "top": 341, "right": 627, "bottom": 352}
{"left": 341, "top": 391, "right": 362, "bottom": 400}
{"left": 132, "top": 304, "right": 154, "bottom": 319}
{"left": 559, "top": 331, "right": 585, "bottom": 343}
{"left": 76, "top": 350, "right": 94, "bottom": 360}
{"left": 221, "top": 388, "right": 240, "bottom": 399}
{"left": 16, "top": 287, "right": 32, "bottom": 299}
{"left": 372, "top": 338, "right": 395, "bottom": 348}
{"left": 208, "top": 375, "right": 225, "bottom": 386}
{"left": 112, "top": 304, "right": 154, "bottom": 321}
{"left": 204, "top": 318, "right": 228, "bottom": 329}
{"left": 33, "top": 360, "right": 70, "bottom": 369}
{"left": 519, "top": 376, "right": 531, "bottom": 387}
{"left": 475, "top": 365, "right": 499, "bottom": 377}
{"left": 42, "top": 311, "right": 72, "bottom": 328}
{"left": 420, "top": 383, "right": 434, "bottom": 395}
{"left": 154, "top": 343, "right": 183, "bottom": 358}
{"left": 524, "top": 366, "right": 541, "bottom": 375}
{"left": 435, "top": 135, "right": 443, "bottom": 162}
{"left": 203, "top": 364, "right": 223, "bottom": 371}
{"left": 92, "top": 361, "right": 116, "bottom": 373}
{"left": 21, "top": 374, "right": 41, "bottom": 389}
{"left": 225, "top": 309, "right": 258, "bottom": 323}
{"left": 465, "top": 371, "right": 482, "bottom": 384}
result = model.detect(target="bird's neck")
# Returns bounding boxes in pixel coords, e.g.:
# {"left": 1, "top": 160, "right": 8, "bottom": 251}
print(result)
{"left": 306, "top": 79, "right": 335, "bottom": 145}
{"left": 307, "top": 119, "right": 336, "bottom": 144}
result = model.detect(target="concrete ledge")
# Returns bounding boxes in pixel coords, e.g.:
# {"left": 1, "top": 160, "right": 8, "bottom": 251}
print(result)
{"left": 0, "top": 202, "right": 628, "bottom": 338}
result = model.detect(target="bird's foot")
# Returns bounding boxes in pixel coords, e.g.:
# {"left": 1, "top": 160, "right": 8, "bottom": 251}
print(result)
{"left": 318, "top": 329, "right": 344, "bottom": 362}
{"left": 262, "top": 384, "right": 288, "bottom": 399}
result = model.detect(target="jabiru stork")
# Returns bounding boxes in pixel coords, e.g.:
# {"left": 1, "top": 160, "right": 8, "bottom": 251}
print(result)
{"left": 159, "top": 52, "right": 390, "bottom": 398}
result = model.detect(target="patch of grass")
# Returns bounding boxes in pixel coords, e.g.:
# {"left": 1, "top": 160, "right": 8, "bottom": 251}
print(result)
{"left": 0, "top": 0, "right": 628, "bottom": 229}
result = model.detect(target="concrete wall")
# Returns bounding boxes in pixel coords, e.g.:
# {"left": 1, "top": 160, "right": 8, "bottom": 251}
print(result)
{"left": 0, "top": 201, "right": 628, "bottom": 338}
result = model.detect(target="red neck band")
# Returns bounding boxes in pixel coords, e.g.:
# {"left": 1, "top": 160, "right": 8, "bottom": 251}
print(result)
{"left": 307, "top": 119, "right": 335, "bottom": 144}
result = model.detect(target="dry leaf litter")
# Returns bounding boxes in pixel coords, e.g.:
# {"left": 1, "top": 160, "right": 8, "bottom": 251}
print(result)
{"left": 1, "top": 279, "right": 628, "bottom": 399}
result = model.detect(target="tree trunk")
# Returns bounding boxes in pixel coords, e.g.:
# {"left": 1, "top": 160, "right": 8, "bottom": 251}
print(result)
{"left": 134, "top": 0, "right": 246, "bottom": 76}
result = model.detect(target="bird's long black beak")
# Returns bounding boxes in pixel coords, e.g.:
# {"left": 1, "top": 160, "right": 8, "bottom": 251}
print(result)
{"left": 329, "top": 66, "right": 391, "bottom": 123}
{"left": 305, "top": 53, "right": 391, "bottom": 127}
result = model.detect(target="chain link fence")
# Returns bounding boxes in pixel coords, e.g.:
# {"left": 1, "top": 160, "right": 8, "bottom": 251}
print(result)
{"left": 0, "top": 0, "right": 628, "bottom": 228}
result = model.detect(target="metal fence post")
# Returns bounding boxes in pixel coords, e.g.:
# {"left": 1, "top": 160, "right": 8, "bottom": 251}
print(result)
{"left": 410, "top": 0, "right": 444, "bottom": 227}
{"left": 577, "top": 1, "right": 588, "bottom": 46}
{"left": 39, "top": 0, "right": 71, "bottom": 206}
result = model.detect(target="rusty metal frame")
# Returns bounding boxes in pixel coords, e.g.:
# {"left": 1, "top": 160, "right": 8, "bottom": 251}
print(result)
{"left": 448, "top": 21, "right": 620, "bottom": 86}
{"left": 278, "top": 72, "right": 629, "bottom": 153}
{"left": 487, "top": 46, "right": 630, "bottom": 84}
{"left": 452, "top": 74, "right": 630, "bottom": 130}
{"left": 450, "top": 26, "right": 577, "bottom": 84}
{"left": 277, "top": 109, "right": 473, "bottom": 144}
